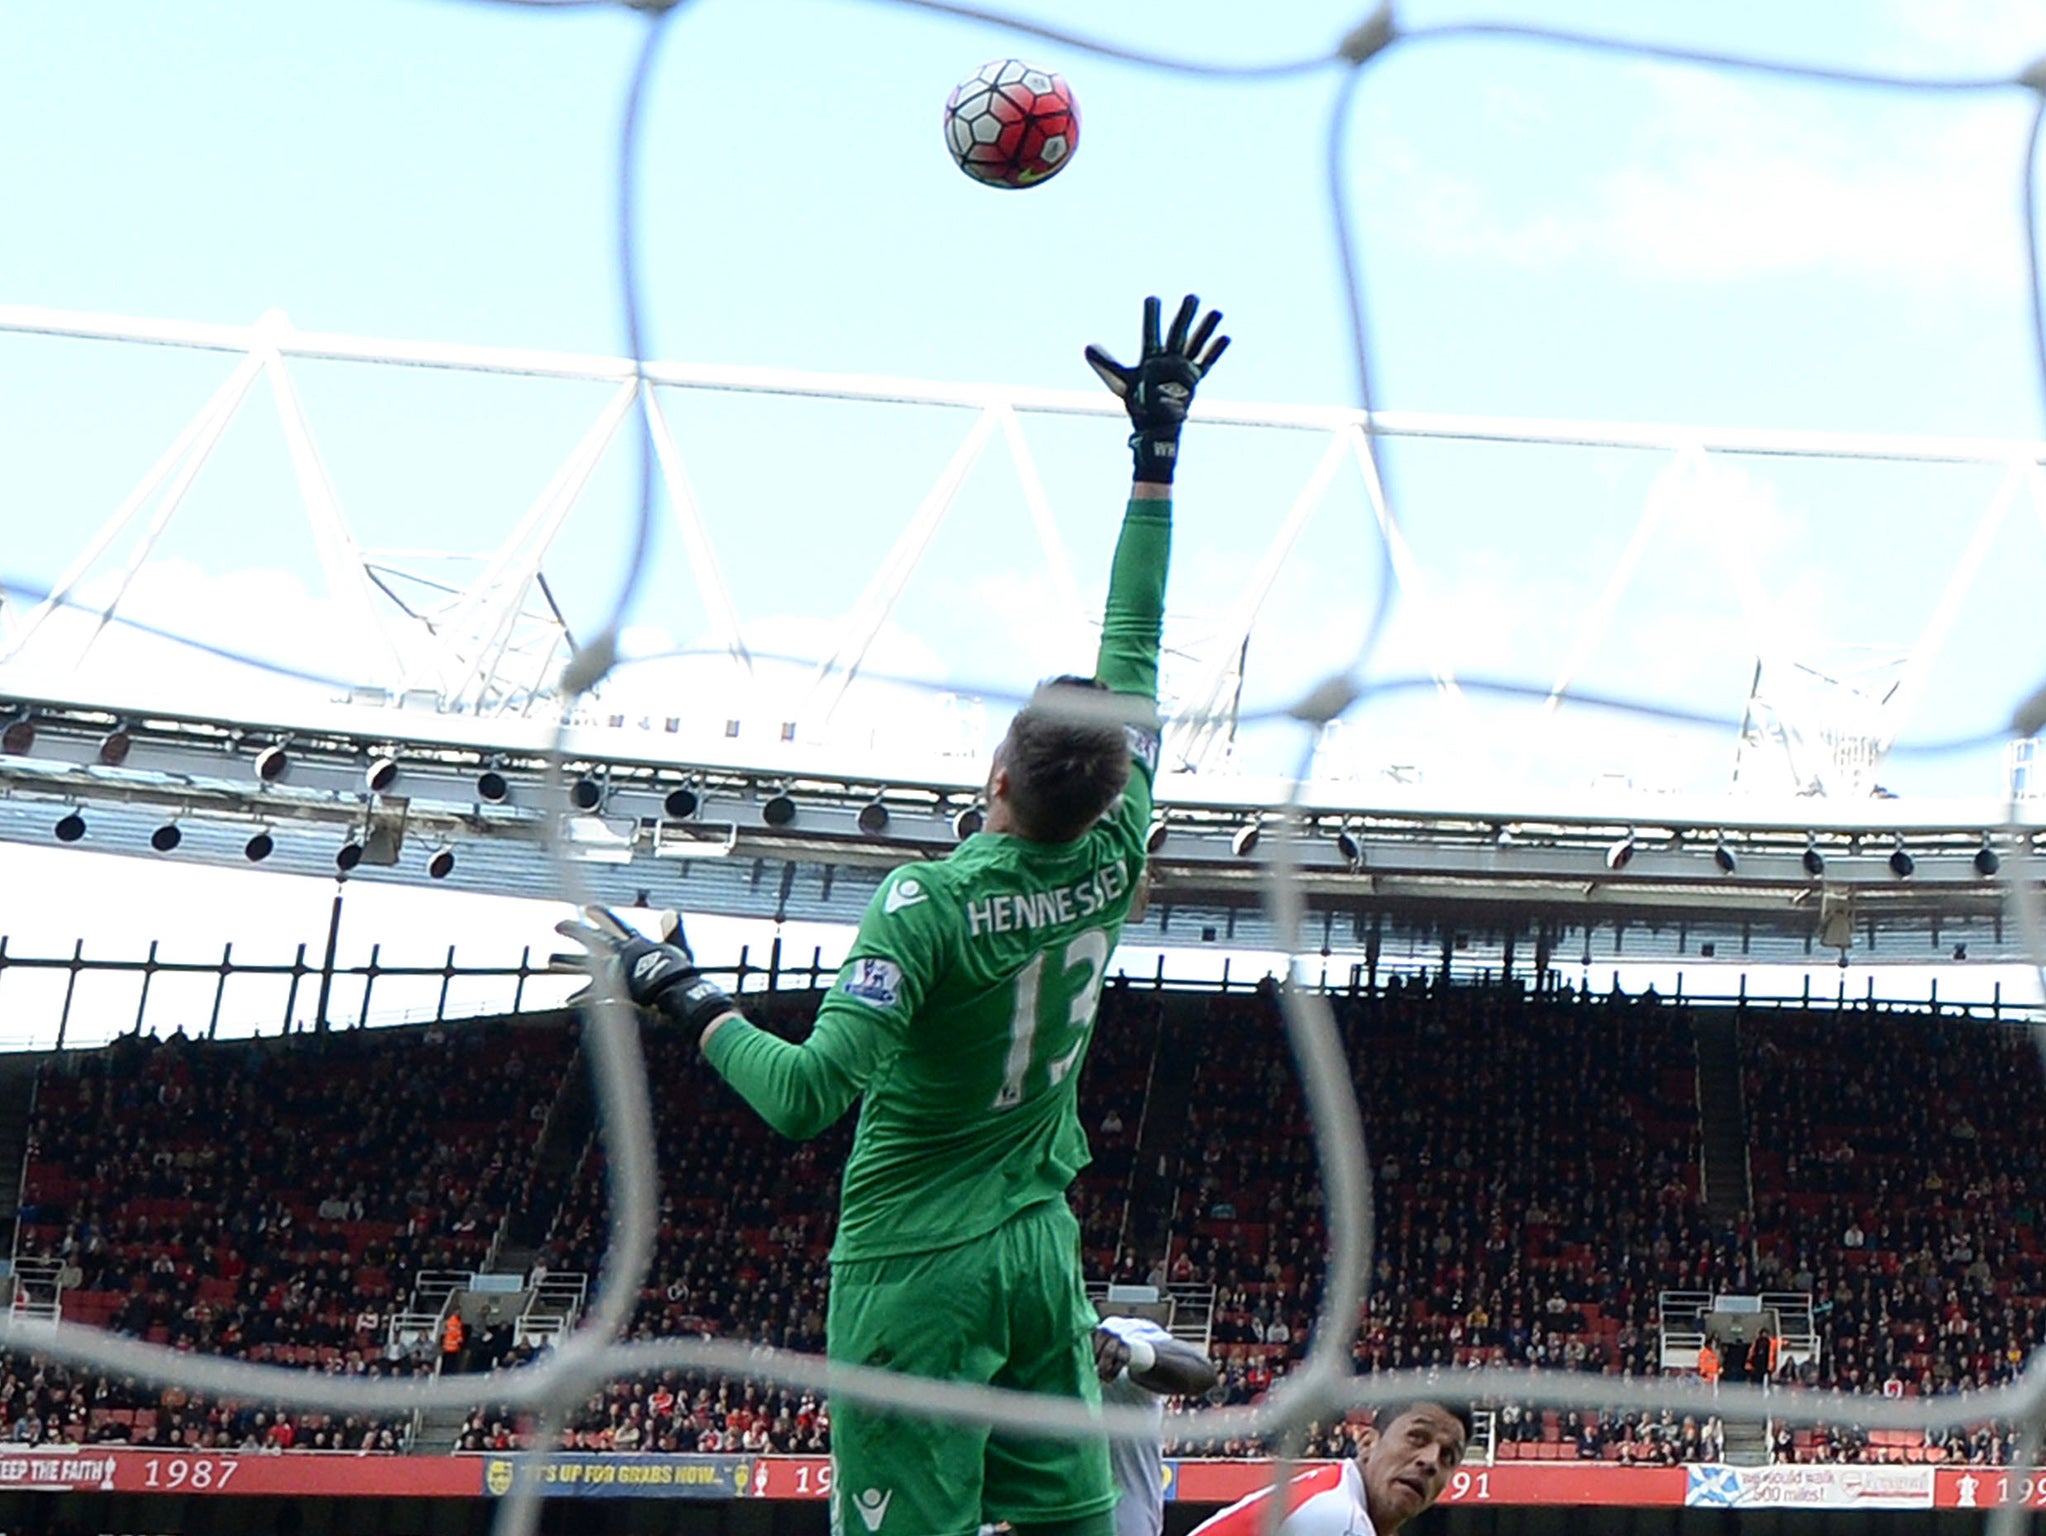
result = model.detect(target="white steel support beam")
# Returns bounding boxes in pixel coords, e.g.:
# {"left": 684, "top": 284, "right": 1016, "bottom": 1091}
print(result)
{"left": 260, "top": 334, "right": 408, "bottom": 688}
{"left": 1167, "top": 430, "right": 1352, "bottom": 772}
{"left": 12, "top": 301, "right": 2046, "bottom": 795}
{"left": 1881, "top": 461, "right": 2032, "bottom": 753}
{"left": 1682, "top": 453, "right": 1795, "bottom": 755}
{"left": 993, "top": 404, "right": 1085, "bottom": 644}
{"left": 16, "top": 306, "right": 2046, "bottom": 465}
{"left": 1542, "top": 445, "right": 1704, "bottom": 717}
{"left": 429, "top": 379, "right": 638, "bottom": 711}
{"left": 645, "top": 385, "right": 751, "bottom": 675}
{"left": 1346, "top": 423, "right": 1469, "bottom": 710}
{"left": 1, "top": 351, "right": 266, "bottom": 666}
{"left": 805, "top": 406, "right": 998, "bottom": 726}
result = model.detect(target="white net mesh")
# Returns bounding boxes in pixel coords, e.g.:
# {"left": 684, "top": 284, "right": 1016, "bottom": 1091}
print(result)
{"left": 5, "top": 5, "right": 2046, "bottom": 1534}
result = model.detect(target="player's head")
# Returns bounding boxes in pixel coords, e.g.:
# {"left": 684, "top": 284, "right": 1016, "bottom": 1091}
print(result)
{"left": 1354, "top": 1401, "right": 1470, "bottom": 1533}
{"left": 985, "top": 676, "right": 1130, "bottom": 844}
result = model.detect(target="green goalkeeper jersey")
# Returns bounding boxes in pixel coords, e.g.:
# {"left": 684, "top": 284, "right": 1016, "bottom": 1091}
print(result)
{"left": 703, "top": 496, "right": 1169, "bottom": 1261}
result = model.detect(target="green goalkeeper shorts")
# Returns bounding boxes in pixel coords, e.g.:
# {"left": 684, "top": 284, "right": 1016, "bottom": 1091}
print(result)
{"left": 827, "top": 1198, "right": 1113, "bottom": 1536}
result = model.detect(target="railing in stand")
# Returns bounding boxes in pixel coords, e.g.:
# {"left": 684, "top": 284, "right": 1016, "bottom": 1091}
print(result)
{"left": 1470, "top": 1408, "right": 1498, "bottom": 1466}
{"left": 15, "top": 1256, "right": 64, "bottom": 1326}
{"left": 516, "top": 1271, "right": 587, "bottom": 1350}
{"left": 1085, "top": 1280, "right": 1217, "bottom": 1357}
{"left": 1758, "top": 1290, "right": 1819, "bottom": 1367}
{"left": 1657, "top": 1290, "right": 1713, "bottom": 1371}
{"left": 3, "top": 929, "right": 2042, "bottom": 1051}
{"left": 0, "top": 935, "right": 842, "bottom": 1048}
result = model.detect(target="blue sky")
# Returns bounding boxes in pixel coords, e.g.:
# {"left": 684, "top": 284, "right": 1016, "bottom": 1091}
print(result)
{"left": 7, "top": 1, "right": 2046, "bottom": 793}
{"left": 3, "top": 0, "right": 2046, "bottom": 1034}
{"left": 5, "top": 2, "right": 2046, "bottom": 1034}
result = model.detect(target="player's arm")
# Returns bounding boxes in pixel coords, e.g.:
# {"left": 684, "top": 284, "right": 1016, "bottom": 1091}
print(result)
{"left": 697, "top": 989, "right": 903, "bottom": 1142}
{"left": 700, "top": 872, "right": 946, "bottom": 1136}
{"left": 1095, "top": 481, "right": 1170, "bottom": 705}
{"left": 1093, "top": 1324, "right": 1220, "bottom": 1397}
{"left": 1084, "top": 293, "right": 1227, "bottom": 705}
{"left": 549, "top": 904, "right": 921, "bottom": 1141}
{"left": 1085, "top": 295, "right": 1227, "bottom": 807}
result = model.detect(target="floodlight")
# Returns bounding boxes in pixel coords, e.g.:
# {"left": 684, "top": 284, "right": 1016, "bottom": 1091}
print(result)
{"left": 477, "top": 770, "right": 509, "bottom": 803}
{"left": 336, "top": 839, "right": 365, "bottom": 873}
{"left": 761, "top": 793, "right": 797, "bottom": 828}
{"left": 1, "top": 713, "right": 33, "bottom": 755}
{"left": 857, "top": 801, "right": 889, "bottom": 836}
{"left": 663, "top": 786, "right": 699, "bottom": 819}
{"left": 952, "top": 807, "right": 985, "bottom": 839}
{"left": 253, "top": 744, "right": 288, "bottom": 783}
{"left": 570, "top": 776, "right": 603, "bottom": 811}
{"left": 1146, "top": 819, "right": 1169, "bottom": 854}
{"left": 1605, "top": 833, "right": 1636, "bottom": 871}
{"left": 1802, "top": 842, "right": 1825, "bottom": 877}
{"left": 365, "top": 756, "right": 399, "bottom": 793}
{"left": 244, "top": 830, "right": 275, "bottom": 863}
{"left": 1713, "top": 842, "right": 1737, "bottom": 874}
{"left": 1889, "top": 844, "right": 1915, "bottom": 878}
{"left": 428, "top": 846, "right": 456, "bottom": 880}
{"left": 99, "top": 726, "right": 133, "bottom": 767}
{"left": 1231, "top": 823, "right": 1261, "bottom": 859}
{"left": 1975, "top": 842, "right": 2001, "bottom": 877}
{"left": 150, "top": 822, "right": 182, "bottom": 853}
{"left": 54, "top": 810, "right": 85, "bottom": 843}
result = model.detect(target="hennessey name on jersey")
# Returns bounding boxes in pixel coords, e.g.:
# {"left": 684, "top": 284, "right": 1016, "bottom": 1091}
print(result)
{"left": 965, "top": 858, "right": 1129, "bottom": 938}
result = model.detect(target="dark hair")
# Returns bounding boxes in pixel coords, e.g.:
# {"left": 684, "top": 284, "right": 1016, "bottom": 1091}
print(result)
{"left": 999, "top": 676, "right": 1131, "bottom": 844}
{"left": 1375, "top": 1401, "right": 1476, "bottom": 1446}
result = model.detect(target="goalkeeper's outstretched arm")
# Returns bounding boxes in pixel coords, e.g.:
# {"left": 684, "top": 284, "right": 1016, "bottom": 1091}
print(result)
{"left": 1095, "top": 483, "right": 1171, "bottom": 705}
{"left": 1085, "top": 292, "right": 1228, "bottom": 721}
{"left": 550, "top": 905, "right": 887, "bottom": 1140}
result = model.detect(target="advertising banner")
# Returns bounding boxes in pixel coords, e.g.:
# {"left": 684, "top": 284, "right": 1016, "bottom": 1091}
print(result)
{"left": 1171, "top": 1460, "right": 1686, "bottom": 1508}
{"left": 10, "top": 1450, "right": 1992, "bottom": 1508}
{"left": 1936, "top": 1468, "right": 2046, "bottom": 1510}
{"left": 480, "top": 1453, "right": 753, "bottom": 1499}
{"left": 1684, "top": 1463, "right": 1932, "bottom": 1509}
{"left": 747, "top": 1456, "right": 835, "bottom": 1500}
{"left": 0, "top": 1450, "right": 480, "bottom": 1497}
{"left": 743, "top": 1457, "right": 1686, "bottom": 1508}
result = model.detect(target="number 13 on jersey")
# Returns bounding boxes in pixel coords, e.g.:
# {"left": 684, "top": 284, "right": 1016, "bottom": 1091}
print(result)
{"left": 993, "top": 929, "right": 1110, "bottom": 1111}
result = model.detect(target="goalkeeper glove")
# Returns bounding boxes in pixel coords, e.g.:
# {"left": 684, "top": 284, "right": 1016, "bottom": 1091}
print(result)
{"left": 549, "top": 906, "right": 735, "bottom": 1035}
{"left": 1085, "top": 294, "right": 1230, "bottom": 485}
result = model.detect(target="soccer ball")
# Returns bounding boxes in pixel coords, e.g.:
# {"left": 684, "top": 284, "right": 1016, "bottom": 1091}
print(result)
{"left": 943, "top": 60, "right": 1079, "bottom": 189}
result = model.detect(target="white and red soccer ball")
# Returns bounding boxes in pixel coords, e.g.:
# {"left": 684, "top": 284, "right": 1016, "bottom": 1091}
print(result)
{"left": 944, "top": 60, "right": 1079, "bottom": 189}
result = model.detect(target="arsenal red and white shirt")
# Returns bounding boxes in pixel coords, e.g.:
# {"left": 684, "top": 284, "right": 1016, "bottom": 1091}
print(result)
{"left": 1189, "top": 1461, "right": 1377, "bottom": 1536}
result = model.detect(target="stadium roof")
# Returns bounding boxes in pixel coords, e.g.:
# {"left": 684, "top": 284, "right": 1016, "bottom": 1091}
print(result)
{"left": 0, "top": 689, "right": 2032, "bottom": 973}
{"left": 5, "top": 307, "right": 2046, "bottom": 978}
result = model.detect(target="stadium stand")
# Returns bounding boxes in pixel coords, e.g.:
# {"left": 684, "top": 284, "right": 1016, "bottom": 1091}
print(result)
{"left": 1744, "top": 1004, "right": 2043, "bottom": 1464}
{"left": 0, "top": 978, "right": 2036, "bottom": 1464}
{"left": 1158, "top": 978, "right": 1737, "bottom": 1463}
{"left": 10, "top": 1017, "right": 573, "bottom": 1448}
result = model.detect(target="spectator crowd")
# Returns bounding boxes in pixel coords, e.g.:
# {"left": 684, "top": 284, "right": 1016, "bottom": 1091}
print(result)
{"left": 0, "top": 976, "right": 2037, "bottom": 1466}
{"left": 9, "top": 1017, "right": 570, "bottom": 1450}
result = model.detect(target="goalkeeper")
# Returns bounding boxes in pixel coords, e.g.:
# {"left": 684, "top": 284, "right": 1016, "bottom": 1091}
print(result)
{"left": 555, "top": 295, "right": 1227, "bottom": 1536}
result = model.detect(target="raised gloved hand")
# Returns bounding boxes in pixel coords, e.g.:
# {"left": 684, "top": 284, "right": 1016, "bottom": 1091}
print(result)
{"left": 1085, "top": 294, "right": 1230, "bottom": 485}
{"left": 549, "top": 906, "right": 734, "bottom": 1034}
